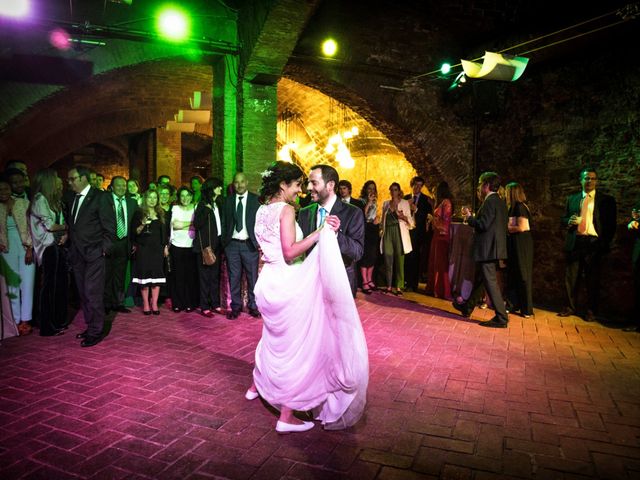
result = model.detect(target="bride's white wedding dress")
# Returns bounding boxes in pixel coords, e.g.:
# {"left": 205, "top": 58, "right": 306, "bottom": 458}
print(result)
{"left": 252, "top": 201, "right": 369, "bottom": 429}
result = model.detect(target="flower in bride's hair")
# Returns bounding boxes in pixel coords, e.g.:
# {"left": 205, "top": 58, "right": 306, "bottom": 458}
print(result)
{"left": 260, "top": 170, "right": 272, "bottom": 178}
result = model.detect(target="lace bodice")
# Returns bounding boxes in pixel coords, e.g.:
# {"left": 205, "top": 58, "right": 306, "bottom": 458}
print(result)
{"left": 255, "top": 202, "right": 303, "bottom": 264}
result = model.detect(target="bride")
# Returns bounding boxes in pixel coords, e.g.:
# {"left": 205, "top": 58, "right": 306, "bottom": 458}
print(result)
{"left": 245, "top": 161, "right": 369, "bottom": 433}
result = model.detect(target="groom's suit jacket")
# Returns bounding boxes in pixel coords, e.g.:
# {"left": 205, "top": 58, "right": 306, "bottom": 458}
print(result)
{"left": 298, "top": 198, "right": 365, "bottom": 295}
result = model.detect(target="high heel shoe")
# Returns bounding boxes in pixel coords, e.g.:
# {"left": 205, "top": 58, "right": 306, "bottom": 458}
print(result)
{"left": 143, "top": 310, "right": 152, "bottom": 316}
{"left": 275, "top": 420, "right": 314, "bottom": 434}
{"left": 245, "top": 389, "right": 259, "bottom": 400}
{"left": 152, "top": 310, "right": 160, "bottom": 316}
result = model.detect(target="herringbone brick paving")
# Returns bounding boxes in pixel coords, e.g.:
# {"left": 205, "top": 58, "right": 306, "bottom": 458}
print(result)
{"left": 1, "top": 291, "right": 639, "bottom": 479}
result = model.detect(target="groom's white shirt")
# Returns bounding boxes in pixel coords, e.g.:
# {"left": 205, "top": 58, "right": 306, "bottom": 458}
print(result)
{"left": 317, "top": 194, "right": 338, "bottom": 227}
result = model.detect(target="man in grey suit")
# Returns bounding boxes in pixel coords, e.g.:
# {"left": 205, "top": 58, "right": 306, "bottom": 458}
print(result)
{"left": 298, "top": 165, "right": 364, "bottom": 297}
{"left": 66, "top": 165, "right": 116, "bottom": 346}
{"left": 452, "top": 171, "right": 509, "bottom": 328}
{"left": 222, "top": 172, "right": 260, "bottom": 319}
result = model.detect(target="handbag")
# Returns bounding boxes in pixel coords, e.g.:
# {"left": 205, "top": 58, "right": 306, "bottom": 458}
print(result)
{"left": 199, "top": 210, "right": 217, "bottom": 266}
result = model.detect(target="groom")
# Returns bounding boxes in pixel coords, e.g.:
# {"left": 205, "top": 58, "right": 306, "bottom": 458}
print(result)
{"left": 298, "top": 164, "right": 365, "bottom": 297}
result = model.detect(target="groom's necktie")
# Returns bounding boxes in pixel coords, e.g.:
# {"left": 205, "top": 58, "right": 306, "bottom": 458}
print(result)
{"left": 319, "top": 207, "right": 327, "bottom": 227}
{"left": 235, "top": 195, "right": 244, "bottom": 232}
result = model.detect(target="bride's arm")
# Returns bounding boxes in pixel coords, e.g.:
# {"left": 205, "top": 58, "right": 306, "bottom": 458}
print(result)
{"left": 280, "top": 204, "right": 320, "bottom": 263}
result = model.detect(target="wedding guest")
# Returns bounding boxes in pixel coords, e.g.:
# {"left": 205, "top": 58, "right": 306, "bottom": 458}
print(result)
{"left": 194, "top": 177, "right": 224, "bottom": 317}
{"left": 157, "top": 184, "right": 173, "bottom": 307}
{"left": 6, "top": 167, "right": 30, "bottom": 200}
{"left": 95, "top": 173, "right": 105, "bottom": 191}
{"left": 191, "top": 175, "right": 204, "bottom": 204}
{"left": 404, "top": 176, "right": 433, "bottom": 292}
{"left": 66, "top": 165, "right": 115, "bottom": 347}
{"left": 505, "top": 182, "right": 534, "bottom": 318}
{"left": 338, "top": 180, "right": 365, "bottom": 209}
{"left": 127, "top": 179, "right": 143, "bottom": 206}
{"left": 245, "top": 161, "right": 368, "bottom": 433}
{"left": 426, "top": 181, "right": 453, "bottom": 300}
{"left": 157, "top": 175, "right": 171, "bottom": 187}
{"left": 30, "top": 169, "right": 69, "bottom": 336}
{"left": 170, "top": 186, "right": 198, "bottom": 312}
{"left": 359, "top": 180, "right": 380, "bottom": 293}
{"left": 222, "top": 172, "right": 260, "bottom": 319}
{"left": 132, "top": 190, "right": 167, "bottom": 315}
{"left": 380, "top": 182, "right": 415, "bottom": 295}
{"left": 559, "top": 167, "right": 617, "bottom": 322}
{"left": 0, "top": 177, "right": 35, "bottom": 335}
{"left": 453, "top": 172, "right": 509, "bottom": 328}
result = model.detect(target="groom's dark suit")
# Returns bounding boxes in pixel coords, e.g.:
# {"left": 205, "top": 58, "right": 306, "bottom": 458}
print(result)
{"left": 462, "top": 191, "right": 509, "bottom": 323}
{"left": 298, "top": 197, "right": 365, "bottom": 296}
{"left": 67, "top": 187, "right": 116, "bottom": 340}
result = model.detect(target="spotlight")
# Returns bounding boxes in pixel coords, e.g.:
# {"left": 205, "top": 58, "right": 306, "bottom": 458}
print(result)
{"left": 49, "top": 28, "right": 71, "bottom": 51}
{"left": 440, "top": 63, "right": 451, "bottom": 75}
{"left": 322, "top": 38, "right": 338, "bottom": 57}
{"left": 157, "top": 6, "right": 190, "bottom": 42}
{"left": 0, "top": 0, "right": 30, "bottom": 19}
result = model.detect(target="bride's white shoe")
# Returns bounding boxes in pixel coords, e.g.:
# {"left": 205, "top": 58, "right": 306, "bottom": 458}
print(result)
{"left": 275, "top": 420, "right": 314, "bottom": 433}
{"left": 245, "top": 389, "right": 259, "bottom": 400}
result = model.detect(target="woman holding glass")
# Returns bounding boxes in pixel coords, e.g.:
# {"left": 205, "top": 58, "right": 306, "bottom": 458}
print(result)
{"left": 170, "top": 186, "right": 198, "bottom": 312}
{"left": 131, "top": 190, "right": 167, "bottom": 315}
{"left": 359, "top": 180, "right": 379, "bottom": 293}
{"left": 380, "top": 182, "right": 415, "bottom": 295}
{"left": 505, "top": 182, "right": 533, "bottom": 317}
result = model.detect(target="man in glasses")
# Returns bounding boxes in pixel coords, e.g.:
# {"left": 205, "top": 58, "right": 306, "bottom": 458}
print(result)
{"left": 66, "top": 165, "right": 116, "bottom": 347}
{"left": 559, "top": 167, "right": 617, "bottom": 322}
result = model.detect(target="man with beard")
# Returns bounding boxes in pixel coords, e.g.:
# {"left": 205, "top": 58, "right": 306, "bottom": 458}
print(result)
{"left": 298, "top": 164, "right": 364, "bottom": 297}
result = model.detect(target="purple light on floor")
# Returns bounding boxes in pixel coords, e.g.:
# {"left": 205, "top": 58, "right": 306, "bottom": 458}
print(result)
{"left": 0, "top": 0, "right": 31, "bottom": 19}
{"left": 49, "top": 28, "right": 70, "bottom": 50}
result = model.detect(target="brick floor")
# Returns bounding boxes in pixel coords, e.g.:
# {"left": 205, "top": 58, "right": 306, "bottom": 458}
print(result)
{"left": 1, "top": 291, "right": 640, "bottom": 479}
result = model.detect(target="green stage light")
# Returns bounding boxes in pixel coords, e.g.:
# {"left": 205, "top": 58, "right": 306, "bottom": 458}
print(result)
{"left": 157, "top": 6, "right": 190, "bottom": 42}
{"left": 440, "top": 63, "right": 451, "bottom": 75}
{"left": 322, "top": 38, "right": 338, "bottom": 57}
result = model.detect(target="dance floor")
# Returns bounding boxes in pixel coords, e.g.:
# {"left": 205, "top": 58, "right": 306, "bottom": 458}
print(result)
{"left": 1, "top": 291, "right": 640, "bottom": 479}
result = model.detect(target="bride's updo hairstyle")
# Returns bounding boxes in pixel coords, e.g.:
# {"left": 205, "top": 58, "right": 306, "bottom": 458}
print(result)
{"left": 259, "top": 161, "right": 305, "bottom": 203}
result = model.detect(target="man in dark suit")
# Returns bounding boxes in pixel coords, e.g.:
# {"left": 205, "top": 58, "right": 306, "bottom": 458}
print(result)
{"left": 66, "top": 165, "right": 116, "bottom": 347}
{"left": 404, "top": 176, "right": 433, "bottom": 292}
{"left": 222, "top": 172, "right": 260, "bottom": 319}
{"left": 624, "top": 203, "right": 640, "bottom": 332}
{"left": 338, "top": 180, "right": 365, "bottom": 210}
{"left": 559, "top": 168, "right": 617, "bottom": 322}
{"left": 298, "top": 165, "right": 365, "bottom": 297}
{"left": 104, "top": 176, "right": 138, "bottom": 314}
{"left": 453, "top": 171, "right": 509, "bottom": 328}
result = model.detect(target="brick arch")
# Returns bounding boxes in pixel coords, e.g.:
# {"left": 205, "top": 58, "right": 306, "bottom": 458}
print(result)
{"left": 0, "top": 58, "right": 213, "bottom": 172}
{"left": 283, "top": 64, "right": 474, "bottom": 203}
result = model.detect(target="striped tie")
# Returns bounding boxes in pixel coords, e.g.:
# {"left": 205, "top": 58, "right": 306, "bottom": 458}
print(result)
{"left": 116, "top": 197, "right": 126, "bottom": 239}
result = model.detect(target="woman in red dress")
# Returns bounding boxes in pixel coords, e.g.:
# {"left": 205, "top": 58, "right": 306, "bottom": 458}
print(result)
{"left": 426, "top": 182, "right": 453, "bottom": 300}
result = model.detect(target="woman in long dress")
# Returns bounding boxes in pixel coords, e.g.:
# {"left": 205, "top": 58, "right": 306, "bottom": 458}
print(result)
{"left": 426, "top": 181, "right": 453, "bottom": 300}
{"left": 29, "top": 169, "right": 69, "bottom": 335}
{"left": 505, "top": 182, "right": 534, "bottom": 317}
{"left": 245, "top": 161, "right": 368, "bottom": 434}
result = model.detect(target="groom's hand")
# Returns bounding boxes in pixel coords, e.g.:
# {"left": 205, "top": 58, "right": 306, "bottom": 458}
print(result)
{"left": 325, "top": 215, "right": 341, "bottom": 232}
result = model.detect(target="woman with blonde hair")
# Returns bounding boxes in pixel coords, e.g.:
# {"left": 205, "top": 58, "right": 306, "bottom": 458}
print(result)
{"left": 30, "top": 169, "right": 69, "bottom": 335}
{"left": 380, "top": 182, "right": 415, "bottom": 295}
{"left": 505, "top": 182, "right": 534, "bottom": 317}
{"left": 131, "top": 190, "right": 167, "bottom": 315}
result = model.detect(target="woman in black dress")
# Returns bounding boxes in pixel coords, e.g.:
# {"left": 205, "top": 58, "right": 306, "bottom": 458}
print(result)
{"left": 193, "top": 177, "right": 224, "bottom": 317}
{"left": 505, "top": 182, "right": 534, "bottom": 317}
{"left": 131, "top": 190, "right": 167, "bottom": 315}
{"left": 358, "top": 180, "right": 379, "bottom": 293}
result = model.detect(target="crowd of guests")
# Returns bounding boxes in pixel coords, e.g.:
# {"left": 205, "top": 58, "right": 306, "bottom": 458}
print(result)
{"left": 1, "top": 160, "right": 638, "bottom": 344}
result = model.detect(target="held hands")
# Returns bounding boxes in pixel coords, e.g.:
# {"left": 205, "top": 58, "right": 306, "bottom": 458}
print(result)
{"left": 629, "top": 220, "right": 639, "bottom": 231}
{"left": 461, "top": 206, "right": 472, "bottom": 219}
{"left": 324, "top": 214, "right": 341, "bottom": 232}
